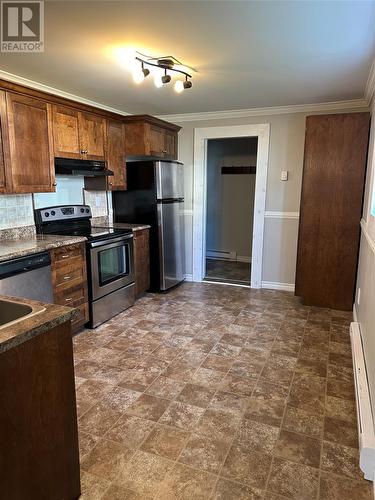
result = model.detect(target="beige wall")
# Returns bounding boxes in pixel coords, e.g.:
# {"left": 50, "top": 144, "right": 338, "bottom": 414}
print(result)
{"left": 176, "top": 107, "right": 366, "bottom": 285}
{"left": 355, "top": 95, "right": 375, "bottom": 412}
{"left": 206, "top": 138, "right": 257, "bottom": 260}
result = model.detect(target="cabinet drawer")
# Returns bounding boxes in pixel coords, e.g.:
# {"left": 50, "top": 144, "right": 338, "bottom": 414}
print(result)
{"left": 51, "top": 244, "right": 84, "bottom": 264}
{"left": 54, "top": 266, "right": 85, "bottom": 289}
{"left": 54, "top": 285, "right": 86, "bottom": 307}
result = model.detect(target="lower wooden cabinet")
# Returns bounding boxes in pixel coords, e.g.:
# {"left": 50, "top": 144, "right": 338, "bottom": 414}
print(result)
{"left": 0, "top": 320, "right": 81, "bottom": 500}
{"left": 50, "top": 242, "right": 89, "bottom": 332}
{"left": 133, "top": 228, "right": 150, "bottom": 297}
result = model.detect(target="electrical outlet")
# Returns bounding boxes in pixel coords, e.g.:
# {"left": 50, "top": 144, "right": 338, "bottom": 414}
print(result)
{"left": 357, "top": 288, "right": 361, "bottom": 305}
{"left": 281, "top": 170, "right": 289, "bottom": 181}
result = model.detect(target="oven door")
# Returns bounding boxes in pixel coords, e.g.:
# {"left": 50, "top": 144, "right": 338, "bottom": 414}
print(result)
{"left": 89, "top": 235, "right": 134, "bottom": 301}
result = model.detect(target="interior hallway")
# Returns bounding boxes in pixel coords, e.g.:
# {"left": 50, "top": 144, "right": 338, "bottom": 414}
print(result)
{"left": 205, "top": 258, "right": 251, "bottom": 285}
{"left": 73, "top": 282, "right": 370, "bottom": 500}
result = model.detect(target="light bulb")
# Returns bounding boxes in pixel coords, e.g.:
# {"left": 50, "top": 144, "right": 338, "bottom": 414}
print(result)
{"left": 154, "top": 75, "right": 163, "bottom": 88}
{"left": 132, "top": 68, "right": 145, "bottom": 84}
{"left": 174, "top": 80, "right": 184, "bottom": 93}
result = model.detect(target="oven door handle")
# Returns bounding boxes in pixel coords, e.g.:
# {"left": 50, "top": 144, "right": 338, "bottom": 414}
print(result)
{"left": 88, "top": 234, "right": 133, "bottom": 248}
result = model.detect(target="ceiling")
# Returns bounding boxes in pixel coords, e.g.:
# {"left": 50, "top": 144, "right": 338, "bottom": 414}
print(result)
{"left": 0, "top": 0, "right": 374, "bottom": 116}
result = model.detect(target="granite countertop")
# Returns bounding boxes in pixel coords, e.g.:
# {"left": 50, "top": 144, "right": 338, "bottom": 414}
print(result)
{"left": 108, "top": 222, "right": 151, "bottom": 232}
{"left": 0, "top": 235, "right": 87, "bottom": 262}
{"left": 0, "top": 294, "right": 77, "bottom": 354}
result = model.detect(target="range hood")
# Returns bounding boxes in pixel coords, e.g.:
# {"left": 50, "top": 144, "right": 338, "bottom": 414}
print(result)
{"left": 55, "top": 158, "right": 114, "bottom": 177}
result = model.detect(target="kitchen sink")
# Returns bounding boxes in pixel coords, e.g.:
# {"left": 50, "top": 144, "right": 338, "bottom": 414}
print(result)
{"left": 0, "top": 298, "right": 45, "bottom": 329}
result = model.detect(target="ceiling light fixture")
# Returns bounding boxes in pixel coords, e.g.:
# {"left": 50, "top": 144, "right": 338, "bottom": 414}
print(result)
{"left": 133, "top": 53, "right": 195, "bottom": 92}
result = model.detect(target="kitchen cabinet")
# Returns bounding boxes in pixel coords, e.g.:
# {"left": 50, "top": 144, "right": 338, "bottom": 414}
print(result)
{"left": 52, "top": 105, "right": 107, "bottom": 160}
{"left": 5, "top": 92, "right": 55, "bottom": 193}
{"left": 50, "top": 242, "right": 89, "bottom": 332}
{"left": 0, "top": 91, "right": 9, "bottom": 193}
{"left": 134, "top": 228, "right": 150, "bottom": 297}
{"left": 295, "top": 112, "right": 370, "bottom": 310}
{"left": 107, "top": 119, "right": 127, "bottom": 190}
{"left": 0, "top": 320, "right": 81, "bottom": 500}
{"left": 124, "top": 115, "right": 180, "bottom": 160}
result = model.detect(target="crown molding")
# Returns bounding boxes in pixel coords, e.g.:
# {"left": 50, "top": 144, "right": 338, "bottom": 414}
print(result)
{"left": 157, "top": 98, "right": 369, "bottom": 123}
{"left": 0, "top": 70, "right": 131, "bottom": 116}
{"left": 365, "top": 59, "right": 375, "bottom": 104}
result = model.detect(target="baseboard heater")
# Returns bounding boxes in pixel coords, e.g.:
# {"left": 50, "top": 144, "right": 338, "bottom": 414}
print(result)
{"left": 350, "top": 322, "right": 375, "bottom": 481}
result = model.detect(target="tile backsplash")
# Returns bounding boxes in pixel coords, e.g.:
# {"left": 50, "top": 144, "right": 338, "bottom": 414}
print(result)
{"left": 0, "top": 180, "right": 112, "bottom": 233}
{"left": 0, "top": 194, "right": 34, "bottom": 230}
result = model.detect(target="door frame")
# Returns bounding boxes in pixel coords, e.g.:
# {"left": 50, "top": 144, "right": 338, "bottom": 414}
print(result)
{"left": 192, "top": 123, "right": 270, "bottom": 288}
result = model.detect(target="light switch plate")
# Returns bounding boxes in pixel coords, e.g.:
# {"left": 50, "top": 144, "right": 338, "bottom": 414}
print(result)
{"left": 281, "top": 170, "right": 289, "bottom": 181}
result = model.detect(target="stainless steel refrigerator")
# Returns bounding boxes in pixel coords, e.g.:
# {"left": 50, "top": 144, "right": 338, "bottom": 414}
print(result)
{"left": 112, "top": 159, "right": 185, "bottom": 292}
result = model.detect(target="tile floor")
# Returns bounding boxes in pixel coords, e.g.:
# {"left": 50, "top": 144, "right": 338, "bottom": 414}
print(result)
{"left": 73, "top": 282, "right": 372, "bottom": 499}
{"left": 205, "top": 259, "right": 251, "bottom": 285}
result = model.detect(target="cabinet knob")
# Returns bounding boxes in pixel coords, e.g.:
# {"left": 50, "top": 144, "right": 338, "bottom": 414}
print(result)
{"left": 81, "top": 150, "right": 88, "bottom": 155}
{"left": 162, "top": 150, "right": 167, "bottom": 154}
{"left": 52, "top": 182, "right": 57, "bottom": 186}
{"left": 109, "top": 181, "right": 113, "bottom": 186}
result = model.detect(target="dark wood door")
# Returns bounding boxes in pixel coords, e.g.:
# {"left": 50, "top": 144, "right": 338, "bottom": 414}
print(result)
{"left": 79, "top": 112, "right": 106, "bottom": 160}
{"left": 6, "top": 92, "right": 55, "bottom": 193}
{"left": 295, "top": 112, "right": 370, "bottom": 310}
{"left": 134, "top": 228, "right": 150, "bottom": 297}
{"left": 52, "top": 105, "right": 81, "bottom": 159}
{"left": 107, "top": 120, "right": 126, "bottom": 190}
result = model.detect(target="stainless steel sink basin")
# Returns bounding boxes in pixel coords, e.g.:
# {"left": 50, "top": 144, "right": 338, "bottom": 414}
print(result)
{"left": 0, "top": 298, "right": 46, "bottom": 329}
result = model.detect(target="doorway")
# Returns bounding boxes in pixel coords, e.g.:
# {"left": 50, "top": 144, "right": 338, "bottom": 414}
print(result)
{"left": 192, "top": 124, "right": 270, "bottom": 288}
{"left": 204, "top": 137, "right": 258, "bottom": 286}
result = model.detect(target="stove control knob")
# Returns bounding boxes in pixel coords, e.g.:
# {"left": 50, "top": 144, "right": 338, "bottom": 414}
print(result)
{"left": 80, "top": 208, "right": 84, "bottom": 213}
{"left": 51, "top": 210, "right": 55, "bottom": 216}
{"left": 44, "top": 212, "right": 49, "bottom": 217}
{"left": 86, "top": 209, "right": 90, "bottom": 213}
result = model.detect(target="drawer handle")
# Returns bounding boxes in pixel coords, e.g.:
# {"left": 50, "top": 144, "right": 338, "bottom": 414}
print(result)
{"left": 63, "top": 275, "right": 71, "bottom": 280}
{"left": 61, "top": 254, "right": 70, "bottom": 259}
{"left": 65, "top": 297, "right": 73, "bottom": 302}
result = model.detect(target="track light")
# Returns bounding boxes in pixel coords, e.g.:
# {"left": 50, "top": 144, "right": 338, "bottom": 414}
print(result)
{"left": 161, "top": 70, "right": 171, "bottom": 84}
{"left": 132, "top": 54, "right": 195, "bottom": 93}
{"left": 183, "top": 78, "right": 192, "bottom": 89}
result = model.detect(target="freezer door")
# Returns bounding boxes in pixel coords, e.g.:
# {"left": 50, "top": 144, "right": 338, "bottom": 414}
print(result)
{"left": 157, "top": 200, "right": 185, "bottom": 290}
{"left": 155, "top": 161, "right": 184, "bottom": 200}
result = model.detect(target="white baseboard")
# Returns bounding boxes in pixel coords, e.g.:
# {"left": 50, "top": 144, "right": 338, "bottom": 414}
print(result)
{"left": 184, "top": 274, "right": 193, "bottom": 282}
{"left": 261, "top": 281, "right": 295, "bottom": 292}
{"left": 353, "top": 303, "right": 358, "bottom": 323}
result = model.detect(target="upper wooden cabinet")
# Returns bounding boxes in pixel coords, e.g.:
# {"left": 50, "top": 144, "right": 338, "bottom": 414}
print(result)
{"left": 124, "top": 115, "right": 180, "bottom": 160}
{"left": 5, "top": 93, "right": 55, "bottom": 193}
{"left": 52, "top": 105, "right": 107, "bottom": 160}
{"left": 106, "top": 120, "right": 126, "bottom": 190}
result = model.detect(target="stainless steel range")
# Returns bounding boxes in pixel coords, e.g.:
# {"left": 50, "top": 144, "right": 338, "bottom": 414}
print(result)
{"left": 35, "top": 205, "right": 135, "bottom": 328}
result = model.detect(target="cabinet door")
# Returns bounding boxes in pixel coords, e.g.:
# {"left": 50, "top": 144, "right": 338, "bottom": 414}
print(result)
{"left": 107, "top": 120, "right": 126, "bottom": 190}
{"left": 52, "top": 105, "right": 81, "bottom": 158}
{"left": 79, "top": 112, "right": 106, "bottom": 160}
{"left": 164, "top": 130, "right": 177, "bottom": 159}
{"left": 6, "top": 93, "right": 55, "bottom": 193}
{"left": 149, "top": 125, "right": 165, "bottom": 157}
{"left": 0, "top": 91, "right": 9, "bottom": 193}
{"left": 134, "top": 229, "right": 150, "bottom": 297}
